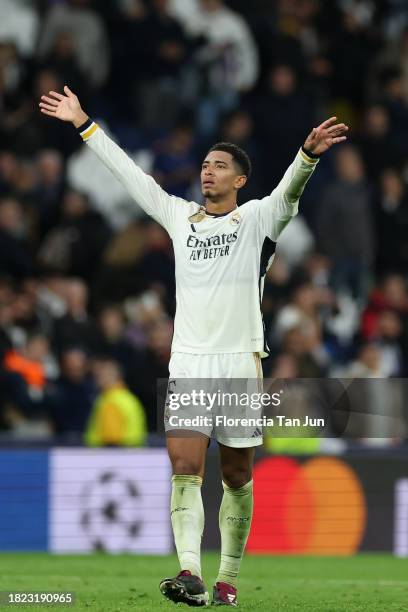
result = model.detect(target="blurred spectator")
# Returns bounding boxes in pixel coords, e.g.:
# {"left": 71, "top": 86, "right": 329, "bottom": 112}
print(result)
{"left": 124, "top": 290, "right": 170, "bottom": 350}
{"left": 374, "top": 310, "right": 404, "bottom": 377}
{"left": 267, "top": 353, "right": 299, "bottom": 379}
{"left": 34, "top": 150, "right": 66, "bottom": 236}
{"left": 0, "top": 42, "right": 31, "bottom": 152}
{"left": 0, "top": 151, "right": 20, "bottom": 196}
{"left": 4, "top": 333, "right": 49, "bottom": 398}
{"left": 108, "top": 0, "right": 151, "bottom": 119}
{"left": 328, "top": 2, "right": 379, "bottom": 107}
{"left": 38, "top": 189, "right": 111, "bottom": 281}
{"left": 168, "top": 0, "right": 201, "bottom": 23}
{"left": 383, "top": 1, "right": 408, "bottom": 39}
{"left": 35, "top": 275, "right": 68, "bottom": 321}
{"left": 7, "top": 288, "right": 45, "bottom": 345}
{"left": 0, "top": 197, "right": 35, "bottom": 279}
{"left": 338, "top": 1, "right": 377, "bottom": 30}
{"left": 85, "top": 357, "right": 147, "bottom": 446}
{"left": 361, "top": 274, "right": 408, "bottom": 345}
{"left": 341, "top": 341, "right": 384, "bottom": 377}
{"left": 252, "top": 64, "right": 316, "bottom": 184}
{"left": 374, "top": 168, "right": 408, "bottom": 275}
{"left": 11, "top": 159, "right": 37, "bottom": 205}
{"left": 135, "top": 221, "right": 175, "bottom": 311}
{"left": 95, "top": 221, "right": 147, "bottom": 302}
{"left": 372, "top": 25, "right": 408, "bottom": 104}
{"left": 39, "top": 31, "right": 88, "bottom": 101}
{"left": 153, "top": 124, "right": 197, "bottom": 198}
{"left": 38, "top": 0, "right": 110, "bottom": 88}
{"left": 216, "top": 109, "right": 265, "bottom": 200}
{"left": 0, "top": 287, "right": 14, "bottom": 358}
{"left": 11, "top": 68, "right": 79, "bottom": 156}
{"left": 180, "top": 0, "right": 259, "bottom": 135}
{"left": 137, "top": 0, "right": 190, "bottom": 130}
{"left": 125, "top": 296, "right": 173, "bottom": 430}
{"left": 379, "top": 68, "right": 408, "bottom": 159}
{"left": 53, "top": 278, "right": 99, "bottom": 354}
{"left": 316, "top": 145, "right": 375, "bottom": 302}
{"left": 290, "top": 258, "right": 359, "bottom": 362}
{"left": 1, "top": 332, "right": 55, "bottom": 428}
{"left": 271, "top": 282, "right": 330, "bottom": 376}
{"left": 49, "top": 348, "right": 95, "bottom": 436}
{"left": 276, "top": 216, "right": 315, "bottom": 270}
{"left": 335, "top": 342, "right": 405, "bottom": 441}
{"left": 281, "top": 322, "right": 328, "bottom": 377}
{"left": 0, "top": 0, "right": 40, "bottom": 57}
{"left": 357, "top": 105, "right": 401, "bottom": 180}
{"left": 273, "top": 282, "right": 320, "bottom": 344}
{"left": 95, "top": 303, "right": 137, "bottom": 378}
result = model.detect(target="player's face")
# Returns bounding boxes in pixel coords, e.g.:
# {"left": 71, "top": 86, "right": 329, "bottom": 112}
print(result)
{"left": 201, "top": 151, "right": 245, "bottom": 200}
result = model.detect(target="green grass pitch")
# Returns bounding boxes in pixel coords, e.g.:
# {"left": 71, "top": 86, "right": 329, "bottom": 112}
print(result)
{"left": 0, "top": 553, "right": 407, "bottom": 611}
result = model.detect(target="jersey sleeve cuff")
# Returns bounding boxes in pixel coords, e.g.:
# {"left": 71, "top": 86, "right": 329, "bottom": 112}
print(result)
{"left": 299, "top": 147, "right": 320, "bottom": 165}
{"left": 78, "top": 119, "right": 99, "bottom": 141}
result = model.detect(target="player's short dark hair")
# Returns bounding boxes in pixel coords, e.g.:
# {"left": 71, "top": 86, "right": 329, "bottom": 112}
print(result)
{"left": 208, "top": 142, "right": 252, "bottom": 178}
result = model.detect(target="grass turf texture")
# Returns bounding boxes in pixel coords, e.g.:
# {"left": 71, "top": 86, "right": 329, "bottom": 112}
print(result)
{"left": 0, "top": 553, "right": 407, "bottom": 611}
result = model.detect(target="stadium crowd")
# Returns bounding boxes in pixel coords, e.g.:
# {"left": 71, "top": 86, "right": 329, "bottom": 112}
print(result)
{"left": 1, "top": 0, "right": 408, "bottom": 444}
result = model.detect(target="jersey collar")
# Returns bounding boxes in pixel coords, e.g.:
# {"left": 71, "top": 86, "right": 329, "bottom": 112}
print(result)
{"left": 204, "top": 206, "right": 238, "bottom": 218}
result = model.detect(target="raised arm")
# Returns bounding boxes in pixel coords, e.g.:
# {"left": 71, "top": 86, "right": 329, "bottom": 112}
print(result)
{"left": 253, "top": 117, "right": 349, "bottom": 241}
{"left": 39, "top": 86, "right": 181, "bottom": 231}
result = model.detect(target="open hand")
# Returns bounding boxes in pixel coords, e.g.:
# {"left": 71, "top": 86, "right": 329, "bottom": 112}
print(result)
{"left": 303, "top": 117, "right": 349, "bottom": 156}
{"left": 39, "top": 85, "right": 88, "bottom": 128}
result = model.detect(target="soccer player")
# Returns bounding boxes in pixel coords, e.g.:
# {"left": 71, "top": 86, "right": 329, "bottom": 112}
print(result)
{"left": 39, "top": 87, "right": 348, "bottom": 607}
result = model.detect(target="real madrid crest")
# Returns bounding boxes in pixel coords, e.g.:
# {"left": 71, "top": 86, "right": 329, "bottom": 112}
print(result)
{"left": 189, "top": 206, "right": 207, "bottom": 223}
{"left": 230, "top": 212, "right": 241, "bottom": 226}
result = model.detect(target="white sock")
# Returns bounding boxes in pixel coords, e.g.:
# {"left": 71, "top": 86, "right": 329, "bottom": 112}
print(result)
{"left": 171, "top": 474, "right": 204, "bottom": 578}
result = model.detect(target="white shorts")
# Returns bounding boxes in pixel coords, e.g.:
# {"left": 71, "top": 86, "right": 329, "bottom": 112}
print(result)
{"left": 164, "top": 352, "right": 263, "bottom": 448}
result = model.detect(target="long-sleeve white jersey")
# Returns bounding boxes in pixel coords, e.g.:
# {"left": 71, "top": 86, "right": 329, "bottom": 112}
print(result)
{"left": 80, "top": 121, "right": 319, "bottom": 356}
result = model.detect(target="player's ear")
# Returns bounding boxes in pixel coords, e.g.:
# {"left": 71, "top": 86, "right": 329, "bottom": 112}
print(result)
{"left": 235, "top": 175, "right": 247, "bottom": 190}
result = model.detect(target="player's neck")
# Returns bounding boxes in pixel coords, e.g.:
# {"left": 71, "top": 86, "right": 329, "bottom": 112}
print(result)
{"left": 204, "top": 197, "right": 238, "bottom": 216}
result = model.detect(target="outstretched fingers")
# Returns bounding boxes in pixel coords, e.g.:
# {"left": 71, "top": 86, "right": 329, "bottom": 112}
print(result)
{"left": 39, "top": 101, "right": 57, "bottom": 112}
{"left": 327, "top": 128, "right": 348, "bottom": 140}
{"left": 327, "top": 123, "right": 348, "bottom": 134}
{"left": 39, "top": 107, "right": 56, "bottom": 117}
{"left": 64, "top": 85, "right": 75, "bottom": 97}
{"left": 331, "top": 136, "right": 348, "bottom": 144}
{"left": 41, "top": 95, "right": 59, "bottom": 107}
{"left": 49, "top": 91, "right": 64, "bottom": 101}
{"left": 317, "top": 116, "right": 338, "bottom": 130}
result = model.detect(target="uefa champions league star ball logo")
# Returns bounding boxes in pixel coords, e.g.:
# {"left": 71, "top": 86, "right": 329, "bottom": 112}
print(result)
{"left": 80, "top": 471, "right": 143, "bottom": 552}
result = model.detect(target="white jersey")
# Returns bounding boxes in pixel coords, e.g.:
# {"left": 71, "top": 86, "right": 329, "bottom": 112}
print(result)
{"left": 80, "top": 121, "right": 319, "bottom": 356}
